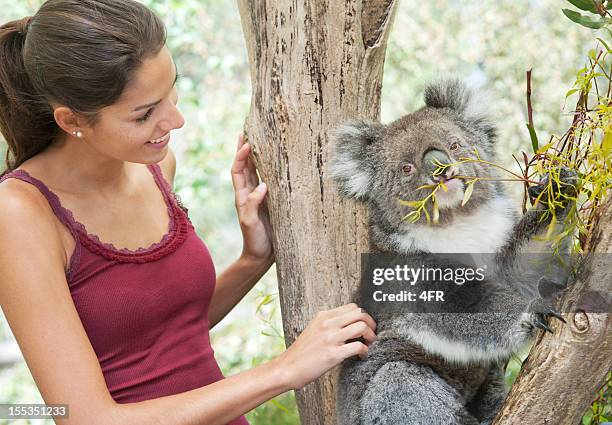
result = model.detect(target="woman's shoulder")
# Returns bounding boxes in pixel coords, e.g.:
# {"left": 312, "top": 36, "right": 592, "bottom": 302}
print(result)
{"left": 1, "top": 156, "right": 56, "bottom": 210}
{"left": 0, "top": 167, "right": 51, "bottom": 212}
{"left": 0, "top": 157, "right": 68, "bottom": 243}
{"left": 0, "top": 175, "right": 64, "bottom": 253}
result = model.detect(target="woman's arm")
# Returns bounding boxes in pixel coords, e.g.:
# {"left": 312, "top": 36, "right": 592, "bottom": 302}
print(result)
{"left": 0, "top": 183, "right": 376, "bottom": 425}
{"left": 206, "top": 135, "right": 275, "bottom": 328}
{"left": 208, "top": 254, "right": 273, "bottom": 329}
{"left": 114, "top": 356, "right": 289, "bottom": 425}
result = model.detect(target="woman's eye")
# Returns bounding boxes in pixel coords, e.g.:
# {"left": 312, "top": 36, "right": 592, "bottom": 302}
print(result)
{"left": 137, "top": 109, "right": 154, "bottom": 123}
{"left": 402, "top": 164, "right": 414, "bottom": 175}
{"left": 450, "top": 142, "right": 460, "bottom": 151}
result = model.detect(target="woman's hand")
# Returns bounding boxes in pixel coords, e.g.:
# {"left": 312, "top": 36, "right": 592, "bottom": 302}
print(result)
{"left": 274, "top": 303, "right": 377, "bottom": 390}
{"left": 231, "top": 134, "right": 274, "bottom": 264}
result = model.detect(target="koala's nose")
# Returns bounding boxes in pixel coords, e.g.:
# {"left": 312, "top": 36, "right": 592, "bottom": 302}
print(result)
{"left": 423, "top": 149, "right": 455, "bottom": 180}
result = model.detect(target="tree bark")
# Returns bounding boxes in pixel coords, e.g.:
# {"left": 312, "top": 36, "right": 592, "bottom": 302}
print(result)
{"left": 494, "top": 196, "right": 612, "bottom": 425}
{"left": 237, "top": 1, "right": 397, "bottom": 423}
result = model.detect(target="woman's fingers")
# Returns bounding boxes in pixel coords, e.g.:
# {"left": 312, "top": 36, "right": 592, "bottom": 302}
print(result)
{"left": 236, "top": 133, "right": 246, "bottom": 151}
{"left": 337, "top": 341, "right": 369, "bottom": 360}
{"left": 328, "top": 302, "right": 360, "bottom": 315}
{"left": 245, "top": 149, "right": 259, "bottom": 188}
{"left": 337, "top": 321, "right": 377, "bottom": 346}
{"left": 279, "top": 303, "right": 376, "bottom": 389}
{"left": 329, "top": 306, "right": 376, "bottom": 333}
{"left": 232, "top": 140, "right": 262, "bottom": 196}
{"left": 240, "top": 182, "right": 267, "bottom": 226}
{"left": 231, "top": 142, "right": 251, "bottom": 191}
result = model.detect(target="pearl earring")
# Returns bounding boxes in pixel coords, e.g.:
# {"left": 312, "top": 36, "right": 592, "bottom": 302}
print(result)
{"left": 72, "top": 130, "right": 83, "bottom": 138}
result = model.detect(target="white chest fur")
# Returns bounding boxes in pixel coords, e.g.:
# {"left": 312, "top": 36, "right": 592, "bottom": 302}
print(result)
{"left": 391, "top": 197, "right": 517, "bottom": 253}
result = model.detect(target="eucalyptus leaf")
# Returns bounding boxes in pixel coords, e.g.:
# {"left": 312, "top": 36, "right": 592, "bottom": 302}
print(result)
{"left": 562, "top": 8, "right": 612, "bottom": 29}
{"left": 565, "top": 88, "right": 579, "bottom": 98}
{"left": 432, "top": 199, "right": 439, "bottom": 224}
{"left": 461, "top": 182, "right": 475, "bottom": 206}
{"left": 526, "top": 123, "right": 540, "bottom": 153}
{"left": 596, "top": 37, "right": 612, "bottom": 52}
{"left": 567, "top": 0, "right": 598, "bottom": 14}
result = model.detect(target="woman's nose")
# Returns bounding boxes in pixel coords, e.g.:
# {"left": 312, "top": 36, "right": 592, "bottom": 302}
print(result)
{"left": 159, "top": 103, "right": 185, "bottom": 132}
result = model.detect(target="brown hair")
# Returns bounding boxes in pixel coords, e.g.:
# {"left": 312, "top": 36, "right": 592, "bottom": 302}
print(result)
{"left": 0, "top": 0, "right": 167, "bottom": 177}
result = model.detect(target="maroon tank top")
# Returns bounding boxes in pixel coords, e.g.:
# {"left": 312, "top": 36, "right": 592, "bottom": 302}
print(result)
{"left": 0, "top": 163, "right": 249, "bottom": 425}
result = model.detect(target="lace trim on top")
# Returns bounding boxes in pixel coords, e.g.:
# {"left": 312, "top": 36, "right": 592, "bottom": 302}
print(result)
{"left": 1, "top": 164, "right": 191, "bottom": 264}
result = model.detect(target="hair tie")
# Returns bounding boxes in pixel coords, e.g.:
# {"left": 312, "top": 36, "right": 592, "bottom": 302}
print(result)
{"left": 17, "top": 16, "right": 32, "bottom": 35}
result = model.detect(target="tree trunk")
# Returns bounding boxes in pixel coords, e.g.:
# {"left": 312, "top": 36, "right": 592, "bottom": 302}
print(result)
{"left": 494, "top": 196, "right": 612, "bottom": 425}
{"left": 237, "top": 1, "right": 397, "bottom": 423}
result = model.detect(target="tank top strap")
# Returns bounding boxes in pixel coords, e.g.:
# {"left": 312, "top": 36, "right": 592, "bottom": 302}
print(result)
{"left": 0, "top": 169, "right": 79, "bottom": 232}
{"left": 146, "top": 163, "right": 192, "bottom": 224}
{"left": 0, "top": 169, "right": 82, "bottom": 280}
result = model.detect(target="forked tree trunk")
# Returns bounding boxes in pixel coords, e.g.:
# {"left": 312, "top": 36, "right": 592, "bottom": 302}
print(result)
{"left": 494, "top": 196, "right": 612, "bottom": 425}
{"left": 237, "top": 1, "right": 397, "bottom": 423}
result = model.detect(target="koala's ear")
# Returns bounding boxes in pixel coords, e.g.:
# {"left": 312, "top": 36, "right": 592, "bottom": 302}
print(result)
{"left": 424, "top": 77, "right": 496, "bottom": 141}
{"left": 328, "top": 119, "right": 383, "bottom": 200}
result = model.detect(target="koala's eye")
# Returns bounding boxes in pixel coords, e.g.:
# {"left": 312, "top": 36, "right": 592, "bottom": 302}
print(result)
{"left": 402, "top": 164, "right": 415, "bottom": 176}
{"left": 450, "top": 142, "right": 461, "bottom": 151}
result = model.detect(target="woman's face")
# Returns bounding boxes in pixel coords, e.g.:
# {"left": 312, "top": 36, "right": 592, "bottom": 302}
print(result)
{"left": 78, "top": 45, "right": 185, "bottom": 164}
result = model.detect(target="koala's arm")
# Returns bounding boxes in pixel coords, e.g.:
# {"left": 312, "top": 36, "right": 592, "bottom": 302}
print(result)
{"left": 496, "top": 168, "right": 578, "bottom": 294}
{"left": 401, "top": 293, "right": 533, "bottom": 362}
{"left": 390, "top": 267, "right": 566, "bottom": 364}
{"left": 466, "top": 365, "right": 508, "bottom": 425}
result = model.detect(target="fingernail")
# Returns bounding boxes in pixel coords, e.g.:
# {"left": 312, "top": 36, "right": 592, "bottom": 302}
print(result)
{"left": 256, "top": 182, "right": 267, "bottom": 192}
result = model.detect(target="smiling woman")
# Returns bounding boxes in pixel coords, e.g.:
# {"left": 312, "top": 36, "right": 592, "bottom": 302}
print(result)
{"left": 0, "top": 1, "right": 377, "bottom": 424}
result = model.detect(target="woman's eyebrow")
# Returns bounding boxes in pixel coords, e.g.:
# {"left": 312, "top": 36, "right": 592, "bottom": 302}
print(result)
{"left": 132, "top": 63, "right": 179, "bottom": 112}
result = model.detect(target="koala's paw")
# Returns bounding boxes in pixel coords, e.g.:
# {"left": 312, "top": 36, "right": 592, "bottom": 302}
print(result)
{"left": 522, "top": 296, "right": 567, "bottom": 334}
{"left": 528, "top": 167, "right": 578, "bottom": 210}
{"left": 538, "top": 276, "right": 566, "bottom": 301}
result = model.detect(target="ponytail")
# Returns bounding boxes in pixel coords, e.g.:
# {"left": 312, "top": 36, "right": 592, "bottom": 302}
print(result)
{"left": 0, "top": 16, "right": 57, "bottom": 178}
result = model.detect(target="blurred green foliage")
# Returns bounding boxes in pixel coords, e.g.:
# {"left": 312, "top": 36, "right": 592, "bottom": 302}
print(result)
{"left": 0, "top": 0, "right": 607, "bottom": 424}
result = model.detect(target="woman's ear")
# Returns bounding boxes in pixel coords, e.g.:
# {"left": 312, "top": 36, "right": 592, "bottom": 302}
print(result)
{"left": 53, "top": 105, "right": 87, "bottom": 136}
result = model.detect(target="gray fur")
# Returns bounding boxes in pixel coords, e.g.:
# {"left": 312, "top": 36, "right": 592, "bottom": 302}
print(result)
{"left": 329, "top": 78, "right": 576, "bottom": 425}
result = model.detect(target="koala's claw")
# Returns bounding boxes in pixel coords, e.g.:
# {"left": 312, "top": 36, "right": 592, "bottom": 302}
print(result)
{"left": 546, "top": 306, "right": 567, "bottom": 324}
{"left": 532, "top": 316, "right": 554, "bottom": 334}
{"left": 526, "top": 297, "right": 566, "bottom": 334}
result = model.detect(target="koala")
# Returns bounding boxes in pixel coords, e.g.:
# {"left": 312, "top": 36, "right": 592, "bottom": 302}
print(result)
{"left": 328, "top": 78, "right": 577, "bottom": 425}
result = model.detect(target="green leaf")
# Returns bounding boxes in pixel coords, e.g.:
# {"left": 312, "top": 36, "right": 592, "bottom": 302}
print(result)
{"left": 603, "top": 131, "right": 612, "bottom": 167}
{"left": 567, "top": 0, "right": 598, "bottom": 13}
{"left": 597, "top": 37, "right": 612, "bottom": 52}
{"left": 432, "top": 199, "right": 439, "bottom": 224}
{"left": 397, "top": 199, "right": 421, "bottom": 208}
{"left": 589, "top": 48, "right": 597, "bottom": 59}
{"left": 526, "top": 123, "right": 540, "bottom": 153}
{"left": 461, "top": 181, "right": 475, "bottom": 206}
{"left": 565, "top": 88, "right": 579, "bottom": 98}
{"left": 562, "top": 9, "right": 612, "bottom": 29}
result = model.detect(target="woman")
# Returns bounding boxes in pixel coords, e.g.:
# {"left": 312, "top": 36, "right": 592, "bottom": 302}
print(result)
{"left": 0, "top": 1, "right": 377, "bottom": 424}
